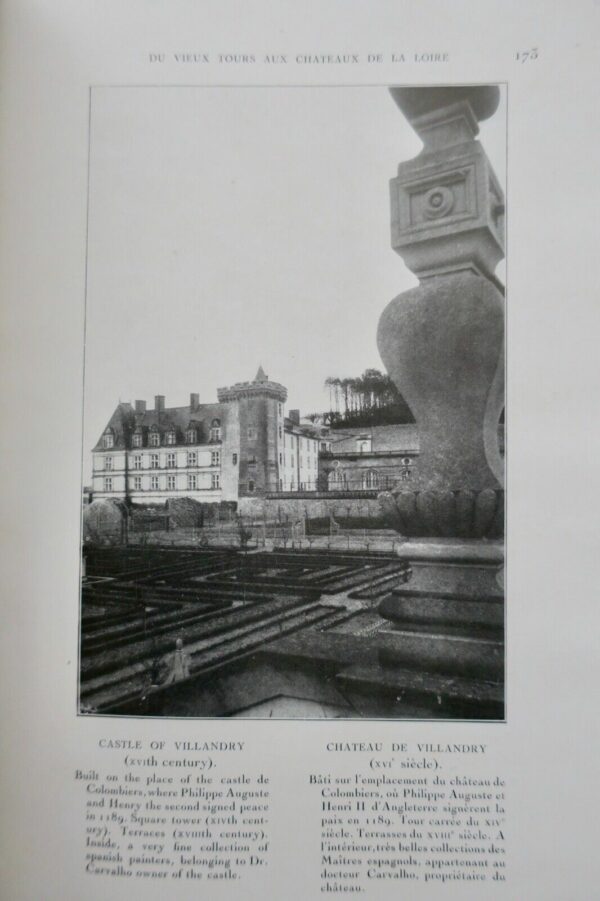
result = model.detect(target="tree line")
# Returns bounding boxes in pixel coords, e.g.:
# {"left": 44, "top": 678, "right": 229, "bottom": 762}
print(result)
{"left": 305, "top": 368, "right": 414, "bottom": 428}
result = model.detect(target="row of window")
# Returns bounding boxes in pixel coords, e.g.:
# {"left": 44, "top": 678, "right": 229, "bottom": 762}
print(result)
{"left": 103, "top": 451, "right": 317, "bottom": 471}
{"left": 132, "top": 427, "right": 221, "bottom": 448}
{"left": 327, "top": 468, "right": 412, "bottom": 489}
{"left": 101, "top": 451, "right": 220, "bottom": 470}
{"left": 103, "top": 419, "right": 320, "bottom": 453}
{"left": 284, "top": 433, "right": 318, "bottom": 450}
{"left": 102, "top": 426, "right": 221, "bottom": 450}
{"left": 279, "top": 480, "right": 312, "bottom": 491}
{"left": 102, "top": 426, "right": 321, "bottom": 451}
{"left": 242, "top": 479, "right": 314, "bottom": 493}
{"left": 242, "top": 479, "right": 313, "bottom": 493}
{"left": 279, "top": 452, "right": 317, "bottom": 469}
{"left": 103, "top": 474, "right": 220, "bottom": 492}
{"left": 329, "top": 470, "right": 381, "bottom": 489}
{"left": 141, "top": 451, "right": 220, "bottom": 469}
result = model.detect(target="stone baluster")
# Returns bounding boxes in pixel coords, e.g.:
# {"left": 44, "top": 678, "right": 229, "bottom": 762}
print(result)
{"left": 378, "top": 86, "right": 505, "bottom": 509}
{"left": 375, "top": 88, "right": 505, "bottom": 709}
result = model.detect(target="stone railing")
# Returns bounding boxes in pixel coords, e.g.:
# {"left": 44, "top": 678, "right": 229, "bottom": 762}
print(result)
{"left": 266, "top": 489, "right": 381, "bottom": 500}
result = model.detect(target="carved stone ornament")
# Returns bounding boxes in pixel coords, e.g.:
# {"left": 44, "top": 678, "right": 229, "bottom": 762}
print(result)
{"left": 379, "top": 86, "right": 505, "bottom": 508}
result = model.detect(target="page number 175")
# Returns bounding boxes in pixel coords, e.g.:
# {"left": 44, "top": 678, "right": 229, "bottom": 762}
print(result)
{"left": 516, "top": 48, "right": 539, "bottom": 62}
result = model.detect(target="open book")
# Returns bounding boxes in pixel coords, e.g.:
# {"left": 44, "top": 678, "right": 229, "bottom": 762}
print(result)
{"left": 1, "top": 2, "right": 597, "bottom": 898}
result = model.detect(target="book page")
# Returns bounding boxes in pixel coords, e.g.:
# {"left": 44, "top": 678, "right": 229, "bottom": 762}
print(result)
{"left": 1, "top": 2, "right": 597, "bottom": 899}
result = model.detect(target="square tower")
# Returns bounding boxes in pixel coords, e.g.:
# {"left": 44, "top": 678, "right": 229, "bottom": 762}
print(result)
{"left": 217, "top": 367, "right": 287, "bottom": 497}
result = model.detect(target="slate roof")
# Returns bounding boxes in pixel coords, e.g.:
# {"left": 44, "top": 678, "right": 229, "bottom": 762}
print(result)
{"left": 284, "top": 417, "right": 319, "bottom": 439}
{"left": 93, "top": 401, "right": 227, "bottom": 451}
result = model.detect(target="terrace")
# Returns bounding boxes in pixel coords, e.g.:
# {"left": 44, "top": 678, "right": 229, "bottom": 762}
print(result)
{"left": 80, "top": 545, "right": 503, "bottom": 720}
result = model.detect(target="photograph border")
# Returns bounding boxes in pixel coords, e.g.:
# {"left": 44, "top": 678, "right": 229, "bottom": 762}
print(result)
{"left": 77, "top": 81, "right": 508, "bottom": 723}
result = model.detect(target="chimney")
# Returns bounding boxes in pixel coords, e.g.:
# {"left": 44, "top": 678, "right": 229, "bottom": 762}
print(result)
{"left": 190, "top": 392, "right": 199, "bottom": 411}
{"left": 135, "top": 399, "right": 146, "bottom": 414}
{"left": 289, "top": 409, "right": 300, "bottom": 425}
{"left": 155, "top": 395, "right": 165, "bottom": 412}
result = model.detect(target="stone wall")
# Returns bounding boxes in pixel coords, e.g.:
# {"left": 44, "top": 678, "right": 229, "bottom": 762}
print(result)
{"left": 238, "top": 495, "right": 384, "bottom": 522}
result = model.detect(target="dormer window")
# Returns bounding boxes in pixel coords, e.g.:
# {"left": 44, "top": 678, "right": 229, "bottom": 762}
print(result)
{"left": 186, "top": 428, "right": 197, "bottom": 445}
{"left": 102, "top": 430, "right": 114, "bottom": 449}
{"left": 165, "top": 429, "right": 176, "bottom": 446}
{"left": 149, "top": 427, "right": 160, "bottom": 447}
{"left": 210, "top": 418, "right": 221, "bottom": 442}
{"left": 132, "top": 432, "right": 143, "bottom": 448}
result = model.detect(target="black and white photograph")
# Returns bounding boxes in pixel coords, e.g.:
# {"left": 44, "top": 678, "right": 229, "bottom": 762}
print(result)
{"left": 79, "top": 84, "right": 506, "bottom": 720}
{"left": 4, "top": 2, "right": 600, "bottom": 898}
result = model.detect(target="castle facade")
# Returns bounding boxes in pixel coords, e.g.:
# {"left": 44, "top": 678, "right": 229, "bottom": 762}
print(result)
{"left": 91, "top": 367, "right": 320, "bottom": 505}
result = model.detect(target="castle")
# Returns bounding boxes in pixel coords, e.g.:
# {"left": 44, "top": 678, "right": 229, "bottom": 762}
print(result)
{"left": 91, "top": 367, "right": 320, "bottom": 505}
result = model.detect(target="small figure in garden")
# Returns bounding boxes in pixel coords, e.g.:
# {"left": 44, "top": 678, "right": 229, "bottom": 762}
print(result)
{"left": 162, "top": 637, "right": 191, "bottom": 684}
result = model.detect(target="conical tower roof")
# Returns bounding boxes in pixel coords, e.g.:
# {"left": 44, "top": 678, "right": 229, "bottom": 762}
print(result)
{"left": 254, "top": 365, "right": 268, "bottom": 382}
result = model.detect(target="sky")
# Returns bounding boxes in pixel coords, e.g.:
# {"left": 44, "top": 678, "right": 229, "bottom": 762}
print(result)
{"left": 83, "top": 85, "right": 506, "bottom": 479}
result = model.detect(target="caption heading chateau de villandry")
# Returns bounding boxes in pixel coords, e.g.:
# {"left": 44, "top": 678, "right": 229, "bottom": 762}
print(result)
{"left": 81, "top": 85, "right": 505, "bottom": 722}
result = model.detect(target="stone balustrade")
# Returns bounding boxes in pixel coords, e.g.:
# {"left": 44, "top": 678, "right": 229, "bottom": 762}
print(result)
{"left": 379, "top": 487, "right": 504, "bottom": 539}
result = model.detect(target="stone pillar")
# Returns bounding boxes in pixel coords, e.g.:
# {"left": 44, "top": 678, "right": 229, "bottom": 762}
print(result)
{"left": 374, "top": 89, "right": 505, "bottom": 712}
{"left": 378, "top": 87, "right": 505, "bottom": 497}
